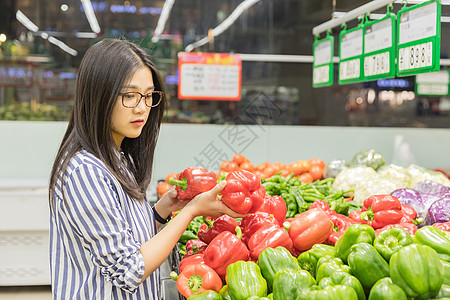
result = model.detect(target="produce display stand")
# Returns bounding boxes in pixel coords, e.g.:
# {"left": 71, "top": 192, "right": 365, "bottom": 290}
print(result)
{"left": 0, "top": 179, "right": 50, "bottom": 286}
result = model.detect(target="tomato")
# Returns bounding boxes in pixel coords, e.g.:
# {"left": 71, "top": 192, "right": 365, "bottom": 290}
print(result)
{"left": 298, "top": 172, "right": 313, "bottom": 183}
{"left": 220, "top": 160, "right": 238, "bottom": 172}
{"left": 256, "top": 162, "right": 271, "bottom": 172}
{"left": 309, "top": 165, "right": 324, "bottom": 181}
{"left": 308, "top": 158, "right": 326, "bottom": 169}
{"left": 232, "top": 153, "right": 249, "bottom": 165}
{"left": 272, "top": 162, "right": 286, "bottom": 173}
{"left": 280, "top": 170, "right": 290, "bottom": 177}
{"left": 157, "top": 182, "right": 171, "bottom": 197}
{"left": 239, "top": 161, "right": 255, "bottom": 172}
{"left": 288, "top": 160, "right": 310, "bottom": 176}
{"left": 165, "top": 172, "right": 178, "bottom": 183}
{"left": 254, "top": 170, "right": 265, "bottom": 178}
{"left": 262, "top": 166, "right": 276, "bottom": 178}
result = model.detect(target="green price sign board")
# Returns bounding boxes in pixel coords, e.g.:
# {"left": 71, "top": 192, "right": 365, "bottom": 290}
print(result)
{"left": 397, "top": 0, "right": 441, "bottom": 76}
{"left": 416, "top": 70, "right": 450, "bottom": 96}
{"left": 363, "top": 13, "right": 396, "bottom": 81}
{"left": 339, "top": 24, "right": 364, "bottom": 84}
{"left": 313, "top": 35, "right": 334, "bottom": 87}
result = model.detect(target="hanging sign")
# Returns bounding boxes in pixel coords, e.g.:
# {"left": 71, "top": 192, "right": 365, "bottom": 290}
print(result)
{"left": 363, "top": 11, "right": 396, "bottom": 81}
{"left": 339, "top": 23, "right": 364, "bottom": 84}
{"left": 313, "top": 34, "right": 334, "bottom": 88}
{"left": 396, "top": 0, "right": 441, "bottom": 76}
{"left": 178, "top": 52, "right": 242, "bottom": 100}
{"left": 415, "top": 70, "right": 450, "bottom": 96}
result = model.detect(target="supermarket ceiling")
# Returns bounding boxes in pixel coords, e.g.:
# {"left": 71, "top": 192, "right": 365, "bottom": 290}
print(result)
{"left": 6, "top": 0, "right": 450, "bottom": 65}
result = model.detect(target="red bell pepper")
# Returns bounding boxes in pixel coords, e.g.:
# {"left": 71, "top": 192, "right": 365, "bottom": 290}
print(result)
{"left": 309, "top": 200, "right": 336, "bottom": 216}
{"left": 197, "top": 215, "right": 239, "bottom": 244}
{"left": 221, "top": 170, "right": 266, "bottom": 214}
{"left": 432, "top": 222, "right": 450, "bottom": 232}
{"left": 349, "top": 210, "right": 369, "bottom": 225}
{"left": 285, "top": 207, "right": 333, "bottom": 251}
{"left": 256, "top": 194, "right": 287, "bottom": 226}
{"left": 359, "top": 194, "right": 403, "bottom": 229}
{"left": 239, "top": 212, "right": 280, "bottom": 244}
{"left": 168, "top": 167, "right": 217, "bottom": 201}
{"left": 247, "top": 223, "right": 293, "bottom": 260}
{"left": 183, "top": 239, "right": 208, "bottom": 258}
{"left": 400, "top": 204, "right": 424, "bottom": 225}
{"left": 203, "top": 227, "right": 250, "bottom": 279}
{"left": 374, "top": 223, "right": 418, "bottom": 236}
{"left": 175, "top": 263, "right": 222, "bottom": 298}
{"left": 179, "top": 253, "right": 206, "bottom": 273}
{"left": 327, "top": 214, "right": 357, "bottom": 246}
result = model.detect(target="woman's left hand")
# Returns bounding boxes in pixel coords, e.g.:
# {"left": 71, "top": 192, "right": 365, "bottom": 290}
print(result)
{"left": 155, "top": 186, "right": 186, "bottom": 215}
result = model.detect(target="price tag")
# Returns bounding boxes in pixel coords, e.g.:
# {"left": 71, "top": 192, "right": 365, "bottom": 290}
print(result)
{"left": 397, "top": 0, "right": 441, "bottom": 76}
{"left": 339, "top": 25, "right": 364, "bottom": 84}
{"left": 178, "top": 52, "right": 242, "bottom": 100}
{"left": 363, "top": 14, "right": 396, "bottom": 80}
{"left": 313, "top": 35, "right": 334, "bottom": 87}
{"left": 415, "top": 70, "right": 450, "bottom": 96}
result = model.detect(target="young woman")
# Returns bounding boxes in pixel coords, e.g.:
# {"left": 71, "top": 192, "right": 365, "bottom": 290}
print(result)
{"left": 48, "top": 39, "right": 243, "bottom": 299}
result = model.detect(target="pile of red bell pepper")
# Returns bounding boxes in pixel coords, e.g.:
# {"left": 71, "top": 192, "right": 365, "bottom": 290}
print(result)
{"left": 348, "top": 194, "right": 421, "bottom": 236}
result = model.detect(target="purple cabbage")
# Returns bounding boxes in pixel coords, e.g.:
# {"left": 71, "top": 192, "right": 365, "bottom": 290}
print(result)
{"left": 391, "top": 188, "right": 426, "bottom": 219}
{"left": 424, "top": 195, "right": 450, "bottom": 225}
{"left": 392, "top": 184, "right": 450, "bottom": 226}
{"left": 414, "top": 181, "right": 450, "bottom": 196}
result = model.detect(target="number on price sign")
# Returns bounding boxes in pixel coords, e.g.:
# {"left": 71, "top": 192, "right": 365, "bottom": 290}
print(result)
{"left": 396, "top": 0, "right": 440, "bottom": 76}
{"left": 363, "top": 14, "right": 396, "bottom": 80}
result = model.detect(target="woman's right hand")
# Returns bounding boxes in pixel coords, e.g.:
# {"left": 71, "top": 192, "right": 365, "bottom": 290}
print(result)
{"left": 184, "top": 181, "right": 246, "bottom": 219}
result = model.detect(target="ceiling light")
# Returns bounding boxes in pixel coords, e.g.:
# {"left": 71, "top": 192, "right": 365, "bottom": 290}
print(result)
{"left": 152, "top": 0, "right": 175, "bottom": 43}
{"left": 80, "top": 0, "right": 101, "bottom": 33}
{"left": 16, "top": 10, "right": 39, "bottom": 32}
{"left": 61, "top": 4, "right": 69, "bottom": 12}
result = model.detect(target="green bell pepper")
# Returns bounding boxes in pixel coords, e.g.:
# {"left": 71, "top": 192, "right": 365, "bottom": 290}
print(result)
{"left": 374, "top": 227, "right": 413, "bottom": 262}
{"left": 390, "top": 244, "right": 444, "bottom": 299}
{"left": 188, "top": 290, "right": 223, "bottom": 300}
{"left": 296, "top": 285, "right": 359, "bottom": 300}
{"left": 179, "top": 230, "right": 199, "bottom": 244}
{"left": 347, "top": 243, "right": 390, "bottom": 292}
{"left": 433, "top": 283, "right": 450, "bottom": 299}
{"left": 219, "top": 285, "right": 231, "bottom": 300}
{"left": 318, "top": 271, "right": 365, "bottom": 300}
{"left": 315, "top": 255, "right": 351, "bottom": 283}
{"left": 226, "top": 261, "right": 268, "bottom": 300}
{"left": 335, "top": 224, "right": 376, "bottom": 263}
{"left": 443, "top": 259, "right": 450, "bottom": 285}
{"left": 414, "top": 226, "right": 450, "bottom": 262}
{"left": 297, "top": 244, "right": 335, "bottom": 278}
{"left": 368, "top": 277, "right": 407, "bottom": 300}
{"left": 272, "top": 268, "right": 316, "bottom": 300}
{"left": 258, "top": 246, "right": 299, "bottom": 289}
{"left": 247, "top": 297, "right": 271, "bottom": 300}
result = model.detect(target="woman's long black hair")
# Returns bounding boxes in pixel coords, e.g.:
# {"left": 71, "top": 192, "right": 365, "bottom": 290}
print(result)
{"left": 49, "top": 39, "right": 166, "bottom": 210}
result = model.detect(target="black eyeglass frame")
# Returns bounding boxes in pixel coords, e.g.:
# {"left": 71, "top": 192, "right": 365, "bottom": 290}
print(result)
{"left": 119, "top": 91, "right": 164, "bottom": 108}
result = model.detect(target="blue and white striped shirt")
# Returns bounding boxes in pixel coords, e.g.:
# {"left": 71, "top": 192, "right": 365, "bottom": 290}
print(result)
{"left": 50, "top": 150, "right": 160, "bottom": 299}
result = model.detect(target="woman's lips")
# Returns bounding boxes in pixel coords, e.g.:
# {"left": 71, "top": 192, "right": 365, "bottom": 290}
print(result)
{"left": 131, "top": 119, "right": 144, "bottom": 127}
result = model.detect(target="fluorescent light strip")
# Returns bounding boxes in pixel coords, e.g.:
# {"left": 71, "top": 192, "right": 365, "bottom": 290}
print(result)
{"left": 185, "top": 0, "right": 261, "bottom": 52}
{"left": 75, "top": 32, "right": 98, "bottom": 38}
{"left": 80, "top": 0, "right": 101, "bottom": 33}
{"left": 48, "top": 36, "right": 78, "bottom": 56}
{"left": 152, "top": 0, "right": 175, "bottom": 43}
{"left": 16, "top": 10, "right": 39, "bottom": 32}
{"left": 334, "top": 11, "right": 450, "bottom": 22}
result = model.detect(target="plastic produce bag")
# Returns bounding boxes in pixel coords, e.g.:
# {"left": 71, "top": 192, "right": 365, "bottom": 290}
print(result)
{"left": 348, "top": 149, "right": 386, "bottom": 170}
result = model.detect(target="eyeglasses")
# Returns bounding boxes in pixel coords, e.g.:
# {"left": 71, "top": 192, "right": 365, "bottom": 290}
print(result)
{"left": 119, "top": 91, "right": 164, "bottom": 108}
